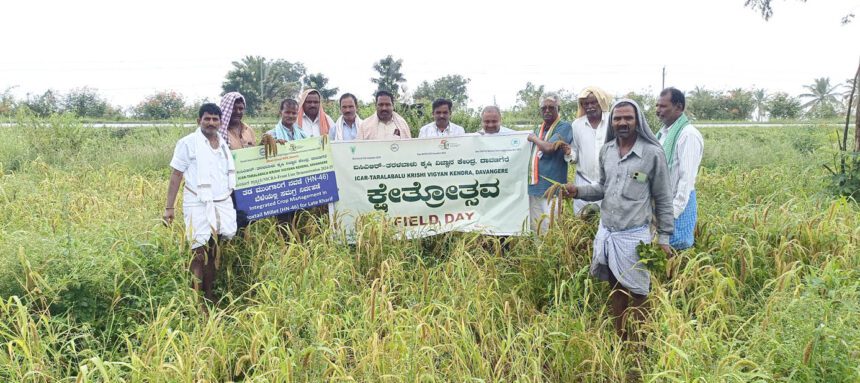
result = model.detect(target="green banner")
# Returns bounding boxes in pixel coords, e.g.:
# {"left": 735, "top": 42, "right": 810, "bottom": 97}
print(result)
{"left": 331, "top": 133, "right": 530, "bottom": 238}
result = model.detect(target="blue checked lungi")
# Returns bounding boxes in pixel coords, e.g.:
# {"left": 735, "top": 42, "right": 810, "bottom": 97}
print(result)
{"left": 670, "top": 190, "right": 697, "bottom": 250}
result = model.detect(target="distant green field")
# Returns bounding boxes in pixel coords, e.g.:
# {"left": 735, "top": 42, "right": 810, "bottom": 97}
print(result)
{"left": 0, "top": 116, "right": 858, "bottom": 382}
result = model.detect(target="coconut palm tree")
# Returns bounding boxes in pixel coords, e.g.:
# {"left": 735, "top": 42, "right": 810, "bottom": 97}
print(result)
{"left": 221, "top": 56, "right": 306, "bottom": 116}
{"left": 800, "top": 77, "right": 841, "bottom": 111}
{"left": 371, "top": 55, "right": 407, "bottom": 100}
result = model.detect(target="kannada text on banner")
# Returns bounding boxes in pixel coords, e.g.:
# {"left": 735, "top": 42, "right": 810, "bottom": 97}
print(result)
{"left": 232, "top": 137, "right": 338, "bottom": 220}
{"left": 331, "top": 133, "right": 531, "bottom": 239}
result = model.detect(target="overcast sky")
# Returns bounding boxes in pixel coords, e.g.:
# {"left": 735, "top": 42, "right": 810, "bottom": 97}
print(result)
{"left": 2, "top": 0, "right": 858, "bottom": 111}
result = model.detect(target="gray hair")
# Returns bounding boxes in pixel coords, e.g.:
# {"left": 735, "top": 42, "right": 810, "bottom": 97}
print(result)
{"left": 540, "top": 92, "right": 561, "bottom": 106}
{"left": 481, "top": 105, "right": 501, "bottom": 117}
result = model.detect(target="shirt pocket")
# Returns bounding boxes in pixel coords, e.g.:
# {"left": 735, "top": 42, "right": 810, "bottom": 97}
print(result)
{"left": 621, "top": 170, "right": 648, "bottom": 200}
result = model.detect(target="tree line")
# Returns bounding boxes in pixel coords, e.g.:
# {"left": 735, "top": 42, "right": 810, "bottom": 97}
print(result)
{"left": 1, "top": 55, "right": 856, "bottom": 123}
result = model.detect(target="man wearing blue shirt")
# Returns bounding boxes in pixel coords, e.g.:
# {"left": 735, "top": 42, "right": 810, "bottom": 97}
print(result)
{"left": 526, "top": 94, "right": 573, "bottom": 234}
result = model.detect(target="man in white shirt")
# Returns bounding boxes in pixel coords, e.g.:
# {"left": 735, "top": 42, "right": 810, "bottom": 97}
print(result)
{"left": 164, "top": 103, "right": 237, "bottom": 303}
{"left": 297, "top": 89, "right": 335, "bottom": 138}
{"left": 655, "top": 87, "right": 704, "bottom": 250}
{"left": 563, "top": 86, "right": 613, "bottom": 216}
{"left": 418, "top": 98, "right": 466, "bottom": 138}
{"left": 329, "top": 93, "right": 362, "bottom": 141}
{"left": 477, "top": 105, "right": 514, "bottom": 135}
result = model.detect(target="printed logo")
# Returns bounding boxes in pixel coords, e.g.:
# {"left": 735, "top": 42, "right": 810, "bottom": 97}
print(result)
{"left": 511, "top": 138, "right": 521, "bottom": 147}
{"left": 439, "top": 139, "right": 460, "bottom": 150}
{"left": 350, "top": 146, "right": 356, "bottom": 154}
{"left": 390, "top": 143, "right": 400, "bottom": 152}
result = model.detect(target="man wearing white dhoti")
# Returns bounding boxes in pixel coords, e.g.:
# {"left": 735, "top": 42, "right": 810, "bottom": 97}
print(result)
{"left": 164, "top": 103, "right": 237, "bottom": 303}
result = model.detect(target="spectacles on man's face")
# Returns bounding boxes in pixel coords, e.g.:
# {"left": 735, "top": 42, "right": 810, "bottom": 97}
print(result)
{"left": 540, "top": 105, "right": 558, "bottom": 111}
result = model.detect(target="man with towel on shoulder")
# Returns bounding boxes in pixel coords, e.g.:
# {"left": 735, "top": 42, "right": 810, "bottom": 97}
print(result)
{"left": 656, "top": 87, "right": 703, "bottom": 250}
{"left": 564, "top": 99, "right": 674, "bottom": 341}
{"left": 164, "top": 103, "right": 237, "bottom": 304}
{"left": 218, "top": 91, "right": 256, "bottom": 230}
{"left": 297, "top": 89, "right": 335, "bottom": 138}
{"left": 526, "top": 93, "right": 573, "bottom": 234}
{"left": 330, "top": 93, "right": 362, "bottom": 142}
{"left": 219, "top": 91, "right": 256, "bottom": 150}
{"left": 261, "top": 98, "right": 308, "bottom": 237}
{"left": 358, "top": 90, "right": 412, "bottom": 140}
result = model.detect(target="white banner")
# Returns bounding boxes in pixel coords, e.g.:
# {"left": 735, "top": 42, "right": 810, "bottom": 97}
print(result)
{"left": 331, "top": 133, "right": 531, "bottom": 239}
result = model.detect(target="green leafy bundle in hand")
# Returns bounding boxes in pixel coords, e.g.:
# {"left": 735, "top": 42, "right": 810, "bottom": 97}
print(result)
{"left": 637, "top": 241, "right": 667, "bottom": 274}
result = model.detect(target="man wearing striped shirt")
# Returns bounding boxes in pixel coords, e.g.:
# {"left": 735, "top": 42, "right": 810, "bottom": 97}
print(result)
{"left": 655, "top": 88, "right": 704, "bottom": 250}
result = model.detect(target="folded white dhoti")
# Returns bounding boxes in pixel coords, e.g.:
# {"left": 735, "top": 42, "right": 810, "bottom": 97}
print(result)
{"left": 183, "top": 187, "right": 236, "bottom": 249}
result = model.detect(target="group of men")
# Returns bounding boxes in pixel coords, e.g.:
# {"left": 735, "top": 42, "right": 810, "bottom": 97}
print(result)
{"left": 163, "top": 87, "right": 704, "bottom": 338}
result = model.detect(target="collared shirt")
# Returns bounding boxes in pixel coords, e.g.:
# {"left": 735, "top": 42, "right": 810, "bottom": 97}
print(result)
{"left": 359, "top": 117, "right": 412, "bottom": 140}
{"left": 418, "top": 122, "right": 466, "bottom": 138}
{"left": 477, "top": 126, "right": 515, "bottom": 136}
{"left": 565, "top": 112, "right": 609, "bottom": 184}
{"left": 170, "top": 131, "right": 231, "bottom": 200}
{"left": 300, "top": 112, "right": 335, "bottom": 137}
{"left": 657, "top": 123, "right": 704, "bottom": 217}
{"left": 329, "top": 119, "right": 359, "bottom": 141}
{"left": 226, "top": 122, "right": 257, "bottom": 150}
{"left": 577, "top": 137, "right": 675, "bottom": 244}
{"left": 528, "top": 121, "right": 573, "bottom": 196}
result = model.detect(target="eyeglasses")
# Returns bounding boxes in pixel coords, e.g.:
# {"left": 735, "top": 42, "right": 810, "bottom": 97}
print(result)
{"left": 540, "top": 106, "right": 558, "bottom": 111}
